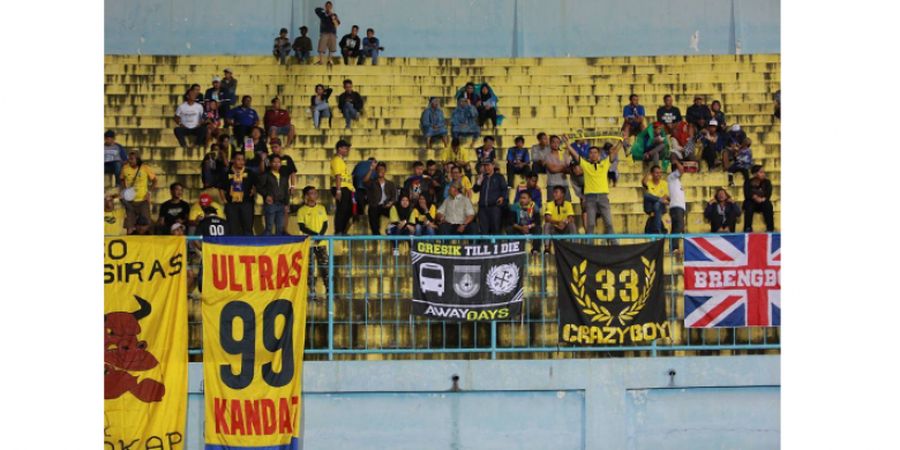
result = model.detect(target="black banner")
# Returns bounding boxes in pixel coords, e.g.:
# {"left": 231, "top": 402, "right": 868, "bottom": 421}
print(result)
{"left": 411, "top": 241, "right": 526, "bottom": 321}
{"left": 555, "top": 240, "right": 669, "bottom": 345}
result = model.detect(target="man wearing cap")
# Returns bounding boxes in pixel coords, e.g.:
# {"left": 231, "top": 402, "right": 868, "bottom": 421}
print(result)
{"left": 314, "top": 1, "right": 341, "bottom": 65}
{"left": 331, "top": 139, "right": 354, "bottom": 235}
{"left": 157, "top": 182, "right": 190, "bottom": 235}
{"left": 264, "top": 97, "right": 295, "bottom": 147}
{"left": 505, "top": 136, "right": 531, "bottom": 187}
{"left": 220, "top": 152, "right": 258, "bottom": 235}
{"left": 686, "top": 96, "right": 712, "bottom": 130}
{"left": 174, "top": 89, "right": 206, "bottom": 149}
{"left": 119, "top": 151, "right": 157, "bottom": 235}
{"left": 205, "top": 77, "right": 223, "bottom": 107}
{"left": 189, "top": 192, "right": 226, "bottom": 230}
{"left": 219, "top": 68, "right": 238, "bottom": 118}
{"left": 472, "top": 161, "right": 508, "bottom": 235}
{"left": 227, "top": 95, "right": 259, "bottom": 146}
{"left": 104, "top": 130, "right": 128, "bottom": 181}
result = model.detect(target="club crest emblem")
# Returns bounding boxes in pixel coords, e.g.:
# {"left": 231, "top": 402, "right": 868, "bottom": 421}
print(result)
{"left": 486, "top": 263, "right": 519, "bottom": 296}
{"left": 453, "top": 265, "right": 481, "bottom": 299}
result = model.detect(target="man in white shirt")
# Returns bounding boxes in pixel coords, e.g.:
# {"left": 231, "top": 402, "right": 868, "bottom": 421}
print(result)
{"left": 668, "top": 157, "right": 688, "bottom": 252}
{"left": 174, "top": 90, "right": 206, "bottom": 148}
{"left": 437, "top": 183, "right": 479, "bottom": 235}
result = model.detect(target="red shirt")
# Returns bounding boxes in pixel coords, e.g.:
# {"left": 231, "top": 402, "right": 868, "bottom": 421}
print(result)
{"left": 264, "top": 109, "right": 291, "bottom": 128}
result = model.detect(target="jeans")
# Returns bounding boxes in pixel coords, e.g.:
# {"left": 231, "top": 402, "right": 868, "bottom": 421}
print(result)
{"left": 332, "top": 187, "right": 353, "bottom": 235}
{"left": 368, "top": 204, "right": 391, "bottom": 235}
{"left": 295, "top": 50, "right": 311, "bottom": 63}
{"left": 313, "top": 103, "right": 331, "bottom": 128}
{"left": 643, "top": 193, "right": 667, "bottom": 234}
{"left": 362, "top": 48, "right": 380, "bottom": 65}
{"left": 174, "top": 126, "right": 206, "bottom": 148}
{"left": 583, "top": 193, "right": 617, "bottom": 245}
{"left": 506, "top": 162, "right": 531, "bottom": 187}
{"left": 669, "top": 206, "right": 685, "bottom": 250}
{"left": 477, "top": 205, "right": 503, "bottom": 235}
{"left": 264, "top": 203, "right": 286, "bottom": 235}
{"left": 415, "top": 224, "right": 436, "bottom": 236}
{"left": 275, "top": 46, "right": 291, "bottom": 64}
{"left": 438, "top": 222, "right": 480, "bottom": 235}
{"left": 341, "top": 103, "right": 360, "bottom": 129}
{"left": 225, "top": 202, "right": 254, "bottom": 235}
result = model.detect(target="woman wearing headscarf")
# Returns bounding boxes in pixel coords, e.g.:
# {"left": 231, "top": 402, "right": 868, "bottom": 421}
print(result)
{"left": 412, "top": 195, "right": 439, "bottom": 236}
{"left": 476, "top": 83, "right": 499, "bottom": 129}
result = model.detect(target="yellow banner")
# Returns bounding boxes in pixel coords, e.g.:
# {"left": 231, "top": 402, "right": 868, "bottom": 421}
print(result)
{"left": 104, "top": 236, "right": 188, "bottom": 449}
{"left": 202, "top": 238, "right": 310, "bottom": 450}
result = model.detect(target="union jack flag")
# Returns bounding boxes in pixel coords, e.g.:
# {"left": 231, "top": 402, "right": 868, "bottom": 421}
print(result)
{"left": 683, "top": 233, "right": 780, "bottom": 328}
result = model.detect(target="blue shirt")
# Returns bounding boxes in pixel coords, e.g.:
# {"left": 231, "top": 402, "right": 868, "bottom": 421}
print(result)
{"left": 517, "top": 186, "right": 542, "bottom": 209}
{"left": 571, "top": 141, "right": 591, "bottom": 159}
{"left": 506, "top": 146, "right": 530, "bottom": 163}
{"left": 623, "top": 104, "right": 645, "bottom": 120}
{"left": 228, "top": 107, "right": 259, "bottom": 127}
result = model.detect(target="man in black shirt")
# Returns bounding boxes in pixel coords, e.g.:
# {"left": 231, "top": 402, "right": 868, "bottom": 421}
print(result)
{"left": 157, "top": 182, "right": 190, "bottom": 234}
{"left": 743, "top": 165, "right": 775, "bottom": 232}
{"left": 220, "top": 152, "right": 258, "bottom": 235}
{"left": 686, "top": 96, "right": 712, "bottom": 130}
{"left": 315, "top": 2, "right": 340, "bottom": 65}
{"left": 337, "top": 79, "right": 363, "bottom": 129}
{"left": 656, "top": 94, "right": 683, "bottom": 133}
{"left": 472, "top": 161, "right": 508, "bottom": 234}
{"left": 339, "top": 25, "right": 362, "bottom": 65}
{"left": 197, "top": 207, "right": 228, "bottom": 237}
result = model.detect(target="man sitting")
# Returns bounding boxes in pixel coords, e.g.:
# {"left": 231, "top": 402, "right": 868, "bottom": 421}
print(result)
{"left": 363, "top": 161, "right": 398, "bottom": 235}
{"left": 642, "top": 165, "right": 669, "bottom": 234}
{"left": 361, "top": 28, "right": 384, "bottom": 65}
{"left": 686, "top": 95, "right": 712, "bottom": 130}
{"left": 543, "top": 186, "right": 577, "bottom": 241}
{"left": 292, "top": 26, "right": 313, "bottom": 64}
{"left": 622, "top": 94, "right": 646, "bottom": 136}
{"left": 420, "top": 98, "right": 449, "bottom": 149}
{"left": 442, "top": 137, "right": 472, "bottom": 178}
{"left": 263, "top": 97, "right": 295, "bottom": 147}
{"left": 174, "top": 89, "right": 206, "bottom": 149}
{"left": 436, "top": 183, "right": 479, "bottom": 235}
{"left": 509, "top": 190, "right": 541, "bottom": 254}
{"left": 339, "top": 25, "right": 362, "bottom": 65}
{"left": 337, "top": 79, "right": 364, "bottom": 129}
{"left": 516, "top": 172, "right": 543, "bottom": 210}
{"left": 505, "top": 136, "right": 531, "bottom": 187}
{"left": 743, "top": 165, "right": 775, "bottom": 232}
{"left": 273, "top": 28, "right": 291, "bottom": 65}
{"left": 451, "top": 98, "right": 480, "bottom": 144}
{"left": 157, "top": 182, "right": 190, "bottom": 235}
{"left": 226, "top": 95, "right": 260, "bottom": 145}
{"left": 656, "top": 94, "right": 683, "bottom": 133}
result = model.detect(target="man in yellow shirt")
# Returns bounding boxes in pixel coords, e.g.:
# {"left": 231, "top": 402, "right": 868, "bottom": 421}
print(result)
{"left": 104, "top": 193, "right": 126, "bottom": 236}
{"left": 330, "top": 139, "right": 354, "bottom": 235}
{"left": 566, "top": 141, "right": 620, "bottom": 244}
{"left": 543, "top": 186, "right": 576, "bottom": 237}
{"left": 642, "top": 164, "right": 670, "bottom": 234}
{"left": 119, "top": 151, "right": 157, "bottom": 235}
{"left": 441, "top": 137, "right": 471, "bottom": 178}
{"left": 297, "top": 186, "right": 329, "bottom": 296}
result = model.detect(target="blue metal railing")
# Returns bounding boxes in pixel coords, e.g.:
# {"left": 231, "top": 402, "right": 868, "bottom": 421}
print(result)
{"left": 180, "top": 233, "right": 781, "bottom": 360}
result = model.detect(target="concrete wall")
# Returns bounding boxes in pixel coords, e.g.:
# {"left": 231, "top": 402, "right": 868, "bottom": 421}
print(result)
{"left": 185, "top": 355, "right": 779, "bottom": 449}
{"left": 105, "top": 0, "right": 779, "bottom": 56}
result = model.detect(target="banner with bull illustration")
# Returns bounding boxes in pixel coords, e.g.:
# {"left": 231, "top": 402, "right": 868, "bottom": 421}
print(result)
{"left": 104, "top": 236, "right": 188, "bottom": 449}
{"left": 555, "top": 240, "right": 669, "bottom": 345}
{"left": 411, "top": 240, "right": 525, "bottom": 321}
{"left": 202, "top": 236, "right": 310, "bottom": 450}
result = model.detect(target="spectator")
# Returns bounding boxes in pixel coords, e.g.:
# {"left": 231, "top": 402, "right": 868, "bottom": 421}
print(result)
{"left": 642, "top": 165, "right": 669, "bottom": 234}
{"left": 339, "top": 25, "right": 362, "bottom": 65}
{"left": 451, "top": 98, "right": 480, "bottom": 143}
{"left": 668, "top": 157, "right": 688, "bottom": 251}
{"left": 402, "top": 161, "right": 427, "bottom": 202}
{"left": 218, "top": 133, "right": 239, "bottom": 158}
{"left": 723, "top": 123, "right": 747, "bottom": 149}
{"left": 292, "top": 26, "right": 313, "bottom": 64}
{"left": 516, "top": 172, "right": 543, "bottom": 209}
{"left": 226, "top": 95, "right": 259, "bottom": 145}
{"left": 204, "top": 99, "right": 223, "bottom": 142}
{"left": 273, "top": 28, "right": 292, "bottom": 65}
{"left": 671, "top": 122, "right": 700, "bottom": 162}
{"left": 104, "top": 130, "right": 127, "bottom": 181}
{"left": 297, "top": 186, "right": 329, "bottom": 297}
{"left": 444, "top": 164, "right": 473, "bottom": 200}
{"left": 412, "top": 195, "right": 438, "bottom": 236}
{"left": 104, "top": 193, "right": 125, "bottom": 236}
{"left": 457, "top": 82, "right": 478, "bottom": 104}
{"left": 361, "top": 28, "right": 384, "bottom": 65}
{"left": 509, "top": 190, "right": 541, "bottom": 254}
{"left": 174, "top": 89, "right": 206, "bottom": 149}
{"left": 243, "top": 127, "right": 269, "bottom": 174}
{"left": 387, "top": 194, "right": 415, "bottom": 237}
{"left": 263, "top": 97, "right": 295, "bottom": 147}
{"left": 257, "top": 155, "right": 291, "bottom": 235}
{"left": 505, "top": 136, "right": 531, "bottom": 187}
{"left": 200, "top": 144, "right": 228, "bottom": 190}
{"left": 170, "top": 222, "right": 185, "bottom": 236}
{"left": 442, "top": 137, "right": 472, "bottom": 178}
{"left": 314, "top": 1, "right": 340, "bottom": 65}
{"left": 310, "top": 84, "right": 333, "bottom": 129}
{"left": 197, "top": 206, "right": 228, "bottom": 237}
{"left": 475, "top": 136, "right": 497, "bottom": 172}
{"left": 726, "top": 137, "right": 753, "bottom": 187}
{"left": 699, "top": 120, "right": 725, "bottom": 171}
{"left": 182, "top": 84, "right": 203, "bottom": 103}
{"left": 542, "top": 135, "right": 571, "bottom": 201}
{"left": 562, "top": 134, "right": 589, "bottom": 207}
{"left": 157, "top": 182, "right": 190, "bottom": 235}
{"left": 337, "top": 79, "right": 363, "bottom": 129}
{"left": 204, "top": 77, "right": 223, "bottom": 109}
{"left": 774, "top": 90, "right": 781, "bottom": 120}
{"left": 622, "top": 94, "right": 646, "bottom": 136}
{"left": 420, "top": 97, "right": 449, "bottom": 149}
{"left": 704, "top": 188, "right": 741, "bottom": 233}
{"left": 189, "top": 193, "right": 227, "bottom": 229}
{"left": 119, "top": 151, "right": 157, "bottom": 235}
{"left": 219, "top": 68, "right": 238, "bottom": 118}
{"left": 743, "top": 165, "right": 775, "bottom": 232}
{"left": 472, "top": 161, "right": 508, "bottom": 234}
{"left": 362, "top": 161, "right": 398, "bottom": 235}
{"left": 566, "top": 142, "right": 620, "bottom": 241}
{"left": 686, "top": 95, "right": 712, "bottom": 130}
{"left": 530, "top": 132, "right": 551, "bottom": 174}
{"left": 330, "top": 139, "right": 354, "bottom": 235}
{"left": 476, "top": 83, "right": 499, "bottom": 129}
{"left": 600, "top": 141, "right": 621, "bottom": 188}
{"left": 352, "top": 157, "right": 376, "bottom": 217}
{"left": 269, "top": 139, "right": 297, "bottom": 187}
{"left": 424, "top": 160, "right": 446, "bottom": 205}
{"left": 656, "top": 94, "right": 683, "bottom": 132}
{"left": 633, "top": 122, "right": 669, "bottom": 165}
{"left": 436, "top": 183, "right": 479, "bottom": 235}
{"left": 220, "top": 152, "right": 258, "bottom": 236}
{"left": 543, "top": 186, "right": 577, "bottom": 241}
{"left": 710, "top": 100, "right": 726, "bottom": 132}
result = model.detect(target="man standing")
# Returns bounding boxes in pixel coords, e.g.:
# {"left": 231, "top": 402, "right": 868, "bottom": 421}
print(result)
{"left": 157, "top": 182, "right": 190, "bottom": 235}
{"left": 668, "top": 157, "right": 688, "bottom": 252}
{"left": 297, "top": 186, "right": 330, "bottom": 297}
{"left": 119, "top": 151, "right": 157, "bottom": 235}
{"left": 743, "top": 165, "right": 775, "bottom": 232}
{"left": 331, "top": 139, "right": 354, "bottom": 235}
{"left": 104, "top": 130, "right": 127, "bottom": 181}
{"left": 227, "top": 95, "right": 259, "bottom": 145}
{"left": 219, "top": 68, "right": 238, "bottom": 119}
{"left": 362, "top": 161, "right": 398, "bottom": 235}
{"left": 220, "top": 152, "right": 258, "bottom": 236}
{"left": 566, "top": 141, "right": 620, "bottom": 243}
{"left": 505, "top": 136, "right": 531, "bottom": 187}
{"left": 436, "top": 184, "right": 479, "bottom": 235}
{"left": 361, "top": 28, "right": 384, "bottom": 65}
{"left": 314, "top": 1, "right": 340, "bottom": 65}
{"left": 257, "top": 155, "right": 291, "bottom": 235}
{"left": 292, "top": 26, "right": 313, "bottom": 64}
{"left": 337, "top": 79, "right": 364, "bottom": 129}
{"left": 339, "top": 25, "right": 362, "bottom": 65}
{"left": 642, "top": 165, "right": 669, "bottom": 234}
{"left": 264, "top": 97, "right": 295, "bottom": 147}
{"left": 542, "top": 135, "right": 571, "bottom": 201}
{"left": 686, "top": 95, "right": 712, "bottom": 130}
{"left": 622, "top": 94, "right": 646, "bottom": 136}
{"left": 472, "top": 162, "right": 508, "bottom": 235}
{"left": 174, "top": 89, "right": 206, "bottom": 149}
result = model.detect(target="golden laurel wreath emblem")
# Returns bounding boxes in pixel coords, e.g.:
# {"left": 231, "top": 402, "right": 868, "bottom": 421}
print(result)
{"left": 569, "top": 257, "right": 656, "bottom": 326}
